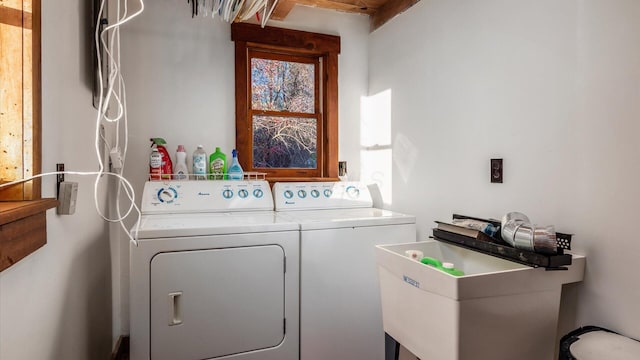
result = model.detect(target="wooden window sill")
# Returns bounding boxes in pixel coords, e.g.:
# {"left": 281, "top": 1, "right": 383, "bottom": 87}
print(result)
{"left": 0, "top": 198, "right": 58, "bottom": 272}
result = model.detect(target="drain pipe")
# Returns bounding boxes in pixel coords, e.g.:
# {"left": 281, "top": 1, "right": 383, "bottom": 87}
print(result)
{"left": 501, "top": 212, "right": 557, "bottom": 254}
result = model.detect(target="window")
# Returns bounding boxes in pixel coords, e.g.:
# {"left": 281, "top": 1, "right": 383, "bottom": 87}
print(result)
{"left": 231, "top": 23, "right": 340, "bottom": 181}
{"left": 0, "top": 0, "right": 41, "bottom": 201}
{"left": 0, "top": 0, "right": 50, "bottom": 273}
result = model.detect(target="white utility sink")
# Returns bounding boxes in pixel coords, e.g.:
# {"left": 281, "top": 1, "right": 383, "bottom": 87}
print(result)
{"left": 376, "top": 240, "right": 585, "bottom": 360}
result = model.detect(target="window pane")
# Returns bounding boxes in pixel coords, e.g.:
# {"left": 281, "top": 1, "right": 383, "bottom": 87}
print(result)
{"left": 251, "top": 58, "right": 314, "bottom": 113}
{"left": 253, "top": 115, "right": 317, "bottom": 169}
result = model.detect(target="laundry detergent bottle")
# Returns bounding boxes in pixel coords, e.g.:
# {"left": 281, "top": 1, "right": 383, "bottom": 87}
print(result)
{"left": 174, "top": 145, "right": 188, "bottom": 180}
{"left": 227, "top": 149, "right": 244, "bottom": 180}
{"left": 208, "top": 147, "right": 227, "bottom": 180}
{"left": 150, "top": 138, "right": 173, "bottom": 179}
{"left": 192, "top": 145, "right": 207, "bottom": 180}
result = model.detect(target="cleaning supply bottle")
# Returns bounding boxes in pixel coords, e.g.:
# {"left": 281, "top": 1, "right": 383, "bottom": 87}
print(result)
{"left": 440, "top": 262, "right": 465, "bottom": 276}
{"left": 192, "top": 145, "right": 207, "bottom": 180}
{"left": 174, "top": 145, "right": 188, "bottom": 180}
{"left": 149, "top": 147, "right": 162, "bottom": 180}
{"left": 227, "top": 149, "right": 244, "bottom": 180}
{"left": 208, "top": 147, "right": 227, "bottom": 180}
{"left": 420, "top": 257, "right": 465, "bottom": 276}
{"left": 150, "top": 138, "right": 173, "bottom": 179}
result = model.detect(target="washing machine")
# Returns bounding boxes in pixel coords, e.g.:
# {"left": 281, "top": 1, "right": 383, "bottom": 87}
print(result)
{"left": 130, "top": 180, "right": 299, "bottom": 360}
{"left": 272, "top": 182, "right": 416, "bottom": 360}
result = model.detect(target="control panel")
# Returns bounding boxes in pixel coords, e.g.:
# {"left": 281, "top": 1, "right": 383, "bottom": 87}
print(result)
{"left": 141, "top": 180, "right": 274, "bottom": 214}
{"left": 272, "top": 182, "right": 373, "bottom": 211}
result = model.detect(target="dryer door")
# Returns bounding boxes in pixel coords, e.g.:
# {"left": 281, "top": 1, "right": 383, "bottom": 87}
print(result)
{"left": 150, "top": 245, "right": 285, "bottom": 360}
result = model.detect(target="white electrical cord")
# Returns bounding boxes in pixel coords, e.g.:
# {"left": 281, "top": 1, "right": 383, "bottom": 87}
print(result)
{"left": 92, "top": 0, "right": 145, "bottom": 245}
{"left": 0, "top": 171, "right": 141, "bottom": 246}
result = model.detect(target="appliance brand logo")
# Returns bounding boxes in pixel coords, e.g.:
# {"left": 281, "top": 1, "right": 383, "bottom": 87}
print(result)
{"left": 197, "top": 192, "right": 211, "bottom": 196}
{"left": 403, "top": 275, "right": 420, "bottom": 288}
{"left": 285, "top": 201, "right": 295, "bottom": 205}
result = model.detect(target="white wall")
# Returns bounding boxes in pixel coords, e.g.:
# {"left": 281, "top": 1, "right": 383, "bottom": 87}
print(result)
{"left": 368, "top": 0, "right": 640, "bottom": 341}
{"left": 0, "top": 0, "right": 113, "bottom": 359}
{"left": 115, "top": 0, "right": 369, "bottom": 335}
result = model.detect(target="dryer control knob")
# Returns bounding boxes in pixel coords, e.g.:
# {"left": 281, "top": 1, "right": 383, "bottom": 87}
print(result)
{"left": 222, "top": 189, "right": 234, "bottom": 199}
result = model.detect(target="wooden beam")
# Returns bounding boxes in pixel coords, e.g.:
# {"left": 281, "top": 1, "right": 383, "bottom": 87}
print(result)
{"left": 371, "top": 0, "right": 419, "bottom": 32}
{"left": 271, "top": 0, "right": 297, "bottom": 20}
{"left": 286, "top": 0, "right": 373, "bottom": 15}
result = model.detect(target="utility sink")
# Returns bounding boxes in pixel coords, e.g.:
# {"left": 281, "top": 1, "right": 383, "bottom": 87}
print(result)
{"left": 376, "top": 240, "right": 585, "bottom": 360}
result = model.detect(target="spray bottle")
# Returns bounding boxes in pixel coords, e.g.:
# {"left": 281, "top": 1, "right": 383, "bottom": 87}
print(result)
{"left": 227, "top": 149, "right": 244, "bottom": 180}
{"left": 150, "top": 138, "right": 173, "bottom": 179}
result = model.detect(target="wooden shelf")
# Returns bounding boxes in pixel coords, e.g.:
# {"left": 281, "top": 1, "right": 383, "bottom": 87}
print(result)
{"left": 0, "top": 198, "right": 58, "bottom": 272}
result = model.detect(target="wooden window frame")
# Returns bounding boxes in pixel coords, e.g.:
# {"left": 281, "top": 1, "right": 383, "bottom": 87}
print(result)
{"left": 231, "top": 23, "right": 340, "bottom": 182}
{"left": 249, "top": 50, "right": 322, "bottom": 177}
{"left": 1, "top": 0, "right": 56, "bottom": 272}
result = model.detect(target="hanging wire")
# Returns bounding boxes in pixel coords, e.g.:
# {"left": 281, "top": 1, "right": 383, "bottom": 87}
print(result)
{"left": 188, "top": 0, "right": 278, "bottom": 25}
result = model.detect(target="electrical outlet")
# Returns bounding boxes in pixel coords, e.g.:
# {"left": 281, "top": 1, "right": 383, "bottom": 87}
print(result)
{"left": 491, "top": 159, "right": 503, "bottom": 183}
{"left": 56, "top": 163, "right": 65, "bottom": 196}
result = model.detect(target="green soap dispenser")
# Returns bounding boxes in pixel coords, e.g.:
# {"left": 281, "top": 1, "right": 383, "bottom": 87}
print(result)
{"left": 227, "top": 149, "right": 244, "bottom": 180}
{"left": 208, "top": 147, "right": 227, "bottom": 180}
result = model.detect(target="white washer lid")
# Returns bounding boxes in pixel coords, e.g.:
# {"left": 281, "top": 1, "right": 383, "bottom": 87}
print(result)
{"left": 133, "top": 211, "right": 298, "bottom": 239}
{"left": 276, "top": 208, "right": 415, "bottom": 230}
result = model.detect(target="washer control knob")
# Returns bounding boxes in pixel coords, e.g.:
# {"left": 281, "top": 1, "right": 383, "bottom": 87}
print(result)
{"left": 310, "top": 189, "right": 320, "bottom": 198}
{"left": 284, "top": 190, "right": 294, "bottom": 199}
{"left": 238, "top": 189, "right": 249, "bottom": 198}
{"left": 323, "top": 189, "right": 333, "bottom": 198}
{"left": 298, "top": 190, "right": 307, "bottom": 199}
{"left": 253, "top": 189, "right": 264, "bottom": 198}
{"left": 222, "top": 189, "right": 233, "bottom": 199}
{"left": 346, "top": 186, "right": 360, "bottom": 199}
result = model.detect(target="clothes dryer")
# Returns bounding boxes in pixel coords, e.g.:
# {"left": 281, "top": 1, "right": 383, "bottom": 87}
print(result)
{"left": 273, "top": 182, "right": 416, "bottom": 360}
{"left": 130, "top": 180, "right": 299, "bottom": 360}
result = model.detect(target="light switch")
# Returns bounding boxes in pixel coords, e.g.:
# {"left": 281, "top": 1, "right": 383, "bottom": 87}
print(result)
{"left": 491, "top": 159, "right": 503, "bottom": 183}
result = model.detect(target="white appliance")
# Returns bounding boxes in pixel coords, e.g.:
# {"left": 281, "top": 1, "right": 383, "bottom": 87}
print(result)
{"left": 272, "top": 182, "right": 416, "bottom": 360}
{"left": 130, "top": 180, "right": 299, "bottom": 360}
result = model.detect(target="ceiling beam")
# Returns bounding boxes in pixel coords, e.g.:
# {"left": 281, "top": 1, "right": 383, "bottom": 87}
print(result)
{"left": 271, "top": 0, "right": 297, "bottom": 20}
{"left": 370, "top": 0, "right": 419, "bottom": 32}
{"left": 272, "top": 0, "right": 374, "bottom": 21}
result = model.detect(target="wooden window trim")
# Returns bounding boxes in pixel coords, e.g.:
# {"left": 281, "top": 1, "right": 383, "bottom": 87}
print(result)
{"left": 0, "top": 0, "right": 48, "bottom": 272}
{"left": 231, "top": 23, "right": 340, "bottom": 182}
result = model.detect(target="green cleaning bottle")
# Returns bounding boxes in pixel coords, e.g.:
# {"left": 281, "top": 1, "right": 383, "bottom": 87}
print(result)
{"left": 420, "top": 257, "right": 442, "bottom": 268}
{"left": 208, "top": 147, "right": 227, "bottom": 180}
{"left": 420, "top": 257, "right": 465, "bottom": 276}
{"left": 440, "top": 262, "right": 465, "bottom": 276}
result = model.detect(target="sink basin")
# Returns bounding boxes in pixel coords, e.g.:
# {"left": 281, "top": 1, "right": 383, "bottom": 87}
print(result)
{"left": 376, "top": 240, "right": 585, "bottom": 360}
